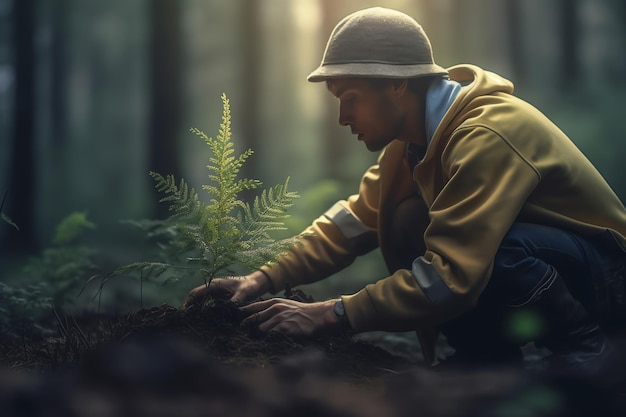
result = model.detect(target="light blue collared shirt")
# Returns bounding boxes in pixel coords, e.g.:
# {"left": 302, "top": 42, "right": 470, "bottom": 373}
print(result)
{"left": 424, "top": 78, "right": 462, "bottom": 146}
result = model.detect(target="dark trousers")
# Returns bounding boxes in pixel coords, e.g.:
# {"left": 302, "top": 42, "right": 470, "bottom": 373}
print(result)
{"left": 440, "top": 222, "right": 626, "bottom": 362}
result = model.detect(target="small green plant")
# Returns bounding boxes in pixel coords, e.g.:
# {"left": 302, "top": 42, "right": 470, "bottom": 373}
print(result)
{"left": 1, "top": 211, "right": 97, "bottom": 341}
{"left": 117, "top": 94, "right": 299, "bottom": 289}
{"left": 22, "top": 211, "right": 98, "bottom": 307}
{"left": 0, "top": 281, "right": 52, "bottom": 342}
{"left": 1, "top": 190, "right": 19, "bottom": 230}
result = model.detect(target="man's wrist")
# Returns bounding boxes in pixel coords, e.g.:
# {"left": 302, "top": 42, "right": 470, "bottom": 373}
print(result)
{"left": 332, "top": 298, "right": 351, "bottom": 330}
{"left": 251, "top": 270, "right": 274, "bottom": 294}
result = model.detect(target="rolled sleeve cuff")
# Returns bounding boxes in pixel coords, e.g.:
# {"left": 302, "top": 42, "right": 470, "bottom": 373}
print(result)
{"left": 341, "top": 289, "right": 380, "bottom": 332}
{"left": 259, "top": 264, "right": 285, "bottom": 295}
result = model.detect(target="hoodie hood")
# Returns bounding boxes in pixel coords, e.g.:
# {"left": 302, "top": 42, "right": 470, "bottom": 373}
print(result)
{"left": 448, "top": 64, "right": 514, "bottom": 98}
{"left": 421, "top": 65, "right": 515, "bottom": 162}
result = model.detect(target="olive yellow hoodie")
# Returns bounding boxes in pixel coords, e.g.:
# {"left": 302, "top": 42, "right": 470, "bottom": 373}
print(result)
{"left": 260, "top": 65, "right": 626, "bottom": 362}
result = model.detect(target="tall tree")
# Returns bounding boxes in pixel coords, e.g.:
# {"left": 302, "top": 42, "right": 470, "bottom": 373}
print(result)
{"left": 149, "top": 0, "right": 183, "bottom": 219}
{"left": 49, "top": 0, "right": 67, "bottom": 148}
{"left": 319, "top": 0, "right": 350, "bottom": 183}
{"left": 505, "top": 0, "right": 525, "bottom": 85}
{"left": 4, "top": 0, "right": 37, "bottom": 254}
{"left": 560, "top": 0, "right": 579, "bottom": 88}
{"left": 239, "top": 0, "right": 261, "bottom": 183}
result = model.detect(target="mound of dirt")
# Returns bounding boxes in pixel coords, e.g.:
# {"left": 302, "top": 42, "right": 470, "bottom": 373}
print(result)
{"left": 2, "top": 293, "right": 626, "bottom": 417}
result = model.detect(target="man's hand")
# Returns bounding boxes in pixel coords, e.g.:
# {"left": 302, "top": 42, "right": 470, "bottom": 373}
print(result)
{"left": 182, "top": 270, "right": 273, "bottom": 308}
{"left": 240, "top": 298, "right": 347, "bottom": 337}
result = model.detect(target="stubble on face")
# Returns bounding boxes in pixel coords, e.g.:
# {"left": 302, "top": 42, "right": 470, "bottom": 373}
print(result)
{"left": 327, "top": 78, "right": 404, "bottom": 152}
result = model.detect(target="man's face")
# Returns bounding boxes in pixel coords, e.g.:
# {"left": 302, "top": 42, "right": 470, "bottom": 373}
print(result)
{"left": 327, "top": 78, "right": 405, "bottom": 152}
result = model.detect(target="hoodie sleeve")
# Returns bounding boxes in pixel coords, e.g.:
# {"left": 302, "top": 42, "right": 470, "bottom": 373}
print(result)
{"left": 259, "top": 164, "right": 381, "bottom": 293}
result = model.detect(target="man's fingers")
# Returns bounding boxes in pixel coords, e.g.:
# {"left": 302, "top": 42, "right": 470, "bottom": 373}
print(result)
{"left": 246, "top": 310, "right": 283, "bottom": 333}
{"left": 240, "top": 300, "right": 310, "bottom": 334}
{"left": 208, "top": 279, "right": 235, "bottom": 297}
{"left": 241, "top": 310, "right": 264, "bottom": 328}
{"left": 182, "top": 288, "right": 205, "bottom": 309}
{"left": 186, "top": 279, "right": 240, "bottom": 304}
{"left": 230, "top": 287, "right": 252, "bottom": 306}
{"left": 240, "top": 298, "right": 282, "bottom": 316}
{"left": 240, "top": 301, "right": 290, "bottom": 329}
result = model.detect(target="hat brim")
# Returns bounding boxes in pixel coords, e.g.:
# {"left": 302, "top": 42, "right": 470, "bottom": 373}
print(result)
{"left": 307, "top": 62, "right": 448, "bottom": 82}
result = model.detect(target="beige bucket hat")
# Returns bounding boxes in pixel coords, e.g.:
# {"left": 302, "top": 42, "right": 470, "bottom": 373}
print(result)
{"left": 308, "top": 7, "right": 448, "bottom": 82}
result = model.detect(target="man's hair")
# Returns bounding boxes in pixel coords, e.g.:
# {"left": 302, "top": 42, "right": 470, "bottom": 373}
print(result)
{"left": 326, "top": 76, "right": 439, "bottom": 96}
{"left": 367, "top": 76, "right": 438, "bottom": 94}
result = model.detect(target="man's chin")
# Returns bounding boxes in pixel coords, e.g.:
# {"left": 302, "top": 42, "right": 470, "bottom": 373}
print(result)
{"left": 363, "top": 141, "right": 387, "bottom": 152}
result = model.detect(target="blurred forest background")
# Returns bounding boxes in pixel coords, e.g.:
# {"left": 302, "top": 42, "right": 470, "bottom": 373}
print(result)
{"left": 1, "top": 0, "right": 626, "bottom": 311}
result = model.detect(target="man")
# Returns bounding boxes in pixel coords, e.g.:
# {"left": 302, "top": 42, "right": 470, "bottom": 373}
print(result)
{"left": 184, "top": 7, "right": 626, "bottom": 378}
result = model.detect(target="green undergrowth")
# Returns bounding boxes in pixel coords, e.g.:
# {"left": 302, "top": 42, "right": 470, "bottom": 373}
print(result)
{"left": 1, "top": 211, "right": 98, "bottom": 342}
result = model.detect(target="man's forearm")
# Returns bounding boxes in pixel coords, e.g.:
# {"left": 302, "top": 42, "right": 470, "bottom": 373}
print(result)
{"left": 248, "top": 270, "right": 275, "bottom": 295}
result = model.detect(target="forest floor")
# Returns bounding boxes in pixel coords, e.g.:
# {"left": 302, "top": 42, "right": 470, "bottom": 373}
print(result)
{"left": 2, "top": 289, "right": 626, "bottom": 417}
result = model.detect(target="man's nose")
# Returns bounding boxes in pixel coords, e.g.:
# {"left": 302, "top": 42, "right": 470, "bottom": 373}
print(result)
{"left": 338, "top": 107, "right": 351, "bottom": 126}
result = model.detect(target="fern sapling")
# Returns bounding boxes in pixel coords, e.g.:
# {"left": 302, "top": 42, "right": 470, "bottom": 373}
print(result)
{"left": 119, "top": 94, "right": 299, "bottom": 292}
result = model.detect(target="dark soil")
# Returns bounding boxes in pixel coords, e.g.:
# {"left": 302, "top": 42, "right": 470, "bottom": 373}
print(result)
{"left": 2, "top": 289, "right": 626, "bottom": 417}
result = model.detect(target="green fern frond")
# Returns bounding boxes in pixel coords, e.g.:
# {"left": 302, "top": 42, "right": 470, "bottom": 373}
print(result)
{"left": 1, "top": 212, "right": 18, "bottom": 230}
{"left": 236, "top": 236, "right": 301, "bottom": 271}
{"left": 198, "top": 95, "right": 262, "bottom": 209}
{"left": 150, "top": 173, "right": 202, "bottom": 217}
{"left": 115, "top": 261, "right": 212, "bottom": 280}
{"left": 239, "top": 178, "right": 298, "bottom": 244}
{"left": 1, "top": 191, "right": 19, "bottom": 231}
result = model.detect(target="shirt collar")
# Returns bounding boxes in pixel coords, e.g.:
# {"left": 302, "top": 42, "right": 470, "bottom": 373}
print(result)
{"left": 425, "top": 78, "right": 462, "bottom": 145}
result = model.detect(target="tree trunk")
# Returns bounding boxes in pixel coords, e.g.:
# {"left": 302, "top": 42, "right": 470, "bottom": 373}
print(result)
{"left": 319, "top": 0, "right": 348, "bottom": 182}
{"left": 4, "top": 0, "right": 37, "bottom": 254}
{"left": 239, "top": 0, "right": 261, "bottom": 187}
{"left": 560, "top": 0, "right": 579, "bottom": 88}
{"left": 505, "top": 0, "right": 525, "bottom": 85}
{"left": 50, "top": 0, "right": 67, "bottom": 148}
{"left": 149, "top": 0, "right": 183, "bottom": 219}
